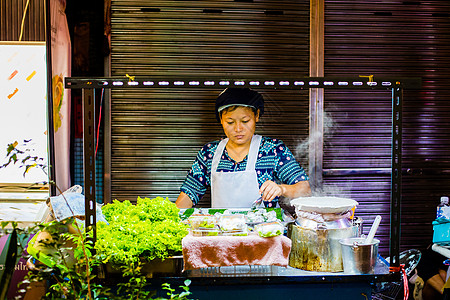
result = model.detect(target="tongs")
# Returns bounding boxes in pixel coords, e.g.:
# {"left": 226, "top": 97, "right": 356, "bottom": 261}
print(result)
{"left": 251, "top": 196, "right": 263, "bottom": 210}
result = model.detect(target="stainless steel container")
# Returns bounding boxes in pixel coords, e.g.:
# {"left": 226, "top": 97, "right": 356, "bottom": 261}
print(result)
{"left": 340, "top": 237, "right": 380, "bottom": 274}
{"left": 288, "top": 222, "right": 359, "bottom": 272}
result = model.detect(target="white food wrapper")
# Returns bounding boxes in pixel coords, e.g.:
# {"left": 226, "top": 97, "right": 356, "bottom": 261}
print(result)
{"left": 49, "top": 191, "right": 108, "bottom": 224}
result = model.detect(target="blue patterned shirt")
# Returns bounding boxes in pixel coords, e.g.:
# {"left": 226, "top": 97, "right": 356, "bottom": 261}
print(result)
{"left": 180, "top": 136, "right": 309, "bottom": 206}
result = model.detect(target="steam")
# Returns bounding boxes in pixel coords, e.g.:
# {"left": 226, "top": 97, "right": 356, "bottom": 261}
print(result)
{"left": 291, "top": 110, "right": 354, "bottom": 197}
{"left": 310, "top": 181, "right": 353, "bottom": 198}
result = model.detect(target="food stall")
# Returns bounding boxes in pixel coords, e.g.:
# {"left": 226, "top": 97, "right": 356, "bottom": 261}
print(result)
{"left": 63, "top": 75, "right": 420, "bottom": 299}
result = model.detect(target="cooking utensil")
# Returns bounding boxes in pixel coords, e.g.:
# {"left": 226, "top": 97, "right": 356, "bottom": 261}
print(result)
{"left": 365, "top": 215, "right": 382, "bottom": 245}
{"left": 289, "top": 224, "right": 359, "bottom": 272}
{"left": 251, "top": 196, "right": 262, "bottom": 210}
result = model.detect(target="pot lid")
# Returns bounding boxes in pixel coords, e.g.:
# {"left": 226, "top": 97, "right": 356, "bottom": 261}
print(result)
{"left": 290, "top": 196, "right": 359, "bottom": 214}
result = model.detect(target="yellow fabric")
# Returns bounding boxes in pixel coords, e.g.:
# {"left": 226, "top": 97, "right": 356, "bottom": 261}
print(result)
{"left": 413, "top": 276, "right": 424, "bottom": 300}
{"left": 444, "top": 274, "right": 450, "bottom": 290}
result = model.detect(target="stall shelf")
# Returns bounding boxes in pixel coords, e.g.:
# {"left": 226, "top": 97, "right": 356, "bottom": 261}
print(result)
{"left": 65, "top": 75, "right": 421, "bottom": 298}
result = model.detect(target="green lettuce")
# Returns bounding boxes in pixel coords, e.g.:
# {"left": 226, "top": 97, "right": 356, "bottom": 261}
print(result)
{"left": 96, "top": 196, "right": 189, "bottom": 266}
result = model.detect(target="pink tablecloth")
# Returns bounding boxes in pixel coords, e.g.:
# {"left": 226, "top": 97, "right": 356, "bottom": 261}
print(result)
{"left": 182, "top": 233, "right": 292, "bottom": 270}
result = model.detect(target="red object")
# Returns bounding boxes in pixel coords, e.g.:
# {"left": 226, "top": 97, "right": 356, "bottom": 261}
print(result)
{"left": 8, "top": 70, "right": 18, "bottom": 80}
{"left": 182, "top": 233, "right": 292, "bottom": 270}
{"left": 7, "top": 88, "right": 19, "bottom": 99}
{"left": 95, "top": 89, "right": 104, "bottom": 157}
{"left": 389, "top": 264, "right": 409, "bottom": 300}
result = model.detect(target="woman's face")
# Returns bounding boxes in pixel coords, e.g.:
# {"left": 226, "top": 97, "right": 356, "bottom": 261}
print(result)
{"left": 220, "top": 106, "right": 259, "bottom": 147}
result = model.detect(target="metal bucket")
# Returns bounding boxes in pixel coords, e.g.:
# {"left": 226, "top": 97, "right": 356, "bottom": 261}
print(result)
{"left": 339, "top": 237, "right": 380, "bottom": 274}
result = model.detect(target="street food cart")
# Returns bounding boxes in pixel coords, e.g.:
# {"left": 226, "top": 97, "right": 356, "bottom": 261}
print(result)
{"left": 63, "top": 75, "right": 421, "bottom": 299}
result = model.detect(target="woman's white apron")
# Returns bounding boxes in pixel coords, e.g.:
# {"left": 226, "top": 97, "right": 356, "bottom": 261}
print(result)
{"left": 211, "top": 135, "right": 262, "bottom": 208}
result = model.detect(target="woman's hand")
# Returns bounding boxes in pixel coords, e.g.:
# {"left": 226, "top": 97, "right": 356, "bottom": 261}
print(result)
{"left": 259, "top": 180, "right": 312, "bottom": 202}
{"left": 259, "top": 180, "right": 285, "bottom": 202}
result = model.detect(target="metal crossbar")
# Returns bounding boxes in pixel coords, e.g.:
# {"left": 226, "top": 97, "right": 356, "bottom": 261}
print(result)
{"left": 65, "top": 76, "right": 421, "bottom": 90}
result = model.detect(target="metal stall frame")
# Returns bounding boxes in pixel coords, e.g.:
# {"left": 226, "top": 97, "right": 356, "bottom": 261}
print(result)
{"left": 65, "top": 75, "right": 420, "bottom": 278}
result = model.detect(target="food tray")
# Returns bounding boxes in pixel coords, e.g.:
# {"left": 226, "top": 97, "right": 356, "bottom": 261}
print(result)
{"left": 191, "top": 228, "right": 221, "bottom": 237}
{"left": 179, "top": 207, "right": 284, "bottom": 222}
{"left": 186, "top": 265, "right": 279, "bottom": 277}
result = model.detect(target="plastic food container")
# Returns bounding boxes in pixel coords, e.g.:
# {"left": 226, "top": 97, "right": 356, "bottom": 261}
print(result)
{"left": 255, "top": 221, "right": 284, "bottom": 238}
{"left": 221, "top": 227, "right": 249, "bottom": 236}
{"left": 188, "top": 215, "right": 217, "bottom": 230}
{"left": 246, "top": 209, "right": 278, "bottom": 224}
{"left": 218, "top": 214, "right": 247, "bottom": 232}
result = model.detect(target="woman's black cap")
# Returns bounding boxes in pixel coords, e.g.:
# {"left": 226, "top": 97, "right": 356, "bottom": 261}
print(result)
{"left": 215, "top": 87, "right": 264, "bottom": 122}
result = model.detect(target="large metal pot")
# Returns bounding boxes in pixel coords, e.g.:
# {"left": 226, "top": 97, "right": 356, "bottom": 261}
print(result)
{"left": 288, "top": 222, "right": 359, "bottom": 272}
{"left": 287, "top": 196, "right": 362, "bottom": 272}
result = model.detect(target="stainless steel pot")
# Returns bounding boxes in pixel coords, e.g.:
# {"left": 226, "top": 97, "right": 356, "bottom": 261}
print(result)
{"left": 287, "top": 196, "right": 363, "bottom": 272}
{"left": 340, "top": 237, "right": 380, "bottom": 274}
{"left": 288, "top": 223, "right": 359, "bottom": 272}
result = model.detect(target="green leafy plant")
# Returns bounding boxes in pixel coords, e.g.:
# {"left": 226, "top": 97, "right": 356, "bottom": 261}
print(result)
{"left": 23, "top": 207, "right": 193, "bottom": 300}
{"left": 96, "top": 197, "right": 189, "bottom": 266}
{"left": 116, "top": 260, "right": 153, "bottom": 299}
{"left": 1, "top": 141, "right": 195, "bottom": 300}
{"left": 157, "top": 279, "right": 192, "bottom": 300}
{"left": 24, "top": 218, "right": 110, "bottom": 300}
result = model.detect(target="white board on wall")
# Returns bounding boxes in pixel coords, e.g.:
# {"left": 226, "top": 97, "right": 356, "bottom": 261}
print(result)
{"left": 0, "top": 42, "right": 49, "bottom": 185}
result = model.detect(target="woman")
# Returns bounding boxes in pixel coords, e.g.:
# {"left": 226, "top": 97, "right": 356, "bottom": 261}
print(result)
{"left": 176, "top": 87, "right": 311, "bottom": 209}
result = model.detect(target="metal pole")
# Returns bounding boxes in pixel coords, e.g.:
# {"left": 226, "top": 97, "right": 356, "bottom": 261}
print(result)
{"left": 83, "top": 88, "right": 97, "bottom": 240}
{"left": 390, "top": 86, "right": 403, "bottom": 268}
